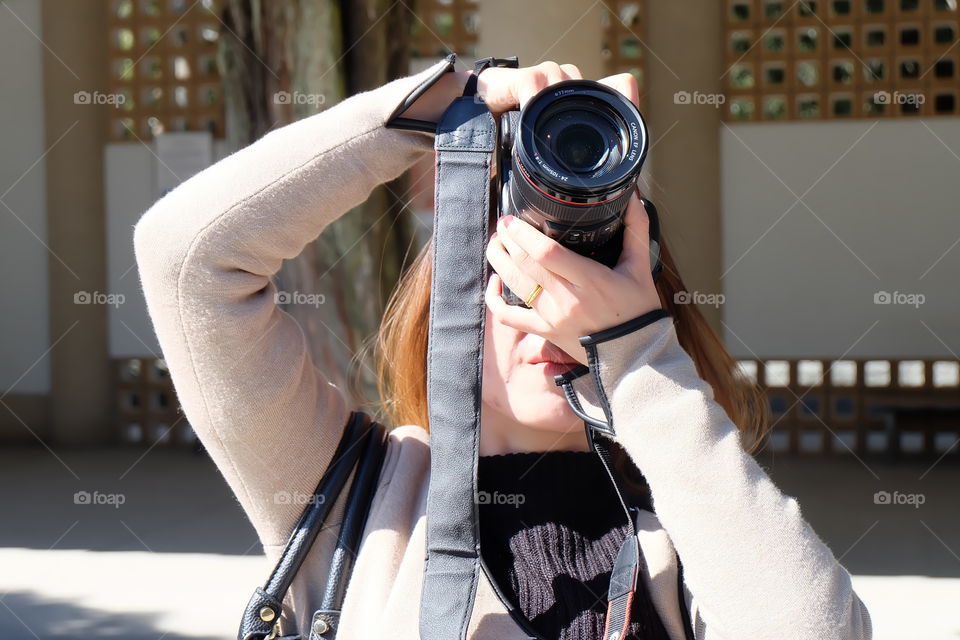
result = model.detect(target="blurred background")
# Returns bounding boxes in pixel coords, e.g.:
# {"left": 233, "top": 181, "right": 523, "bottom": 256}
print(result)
{"left": 1, "top": 0, "right": 958, "bottom": 637}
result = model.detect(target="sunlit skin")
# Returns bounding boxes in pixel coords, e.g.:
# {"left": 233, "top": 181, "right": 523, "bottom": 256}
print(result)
{"left": 406, "top": 62, "right": 662, "bottom": 455}
{"left": 479, "top": 306, "right": 588, "bottom": 454}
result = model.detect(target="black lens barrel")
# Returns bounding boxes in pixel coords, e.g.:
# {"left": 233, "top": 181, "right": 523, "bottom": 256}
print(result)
{"left": 509, "top": 162, "right": 634, "bottom": 226}
{"left": 510, "top": 80, "right": 648, "bottom": 231}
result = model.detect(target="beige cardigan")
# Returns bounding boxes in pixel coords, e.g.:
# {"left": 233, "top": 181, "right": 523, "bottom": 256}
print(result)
{"left": 134, "top": 58, "right": 872, "bottom": 640}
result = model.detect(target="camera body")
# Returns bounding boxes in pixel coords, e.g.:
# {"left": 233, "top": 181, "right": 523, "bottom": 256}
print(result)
{"left": 494, "top": 80, "right": 653, "bottom": 305}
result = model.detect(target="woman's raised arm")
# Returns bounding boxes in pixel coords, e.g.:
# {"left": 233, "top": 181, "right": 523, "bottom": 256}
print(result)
{"left": 578, "top": 316, "right": 873, "bottom": 639}
{"left": 133, "top": 57, "right": 456, "bottom": 547}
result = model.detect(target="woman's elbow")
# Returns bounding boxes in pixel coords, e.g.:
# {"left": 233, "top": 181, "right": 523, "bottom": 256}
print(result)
{"left": 132, "top": 195, "right": 194, "bottom": 297}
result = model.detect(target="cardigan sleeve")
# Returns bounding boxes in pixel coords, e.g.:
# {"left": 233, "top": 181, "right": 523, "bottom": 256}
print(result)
{"left": 133, "top": 57, "right": 452, "bottom": 547}
{"left": 579, "top": 315, "right": 872, "bottom": 640}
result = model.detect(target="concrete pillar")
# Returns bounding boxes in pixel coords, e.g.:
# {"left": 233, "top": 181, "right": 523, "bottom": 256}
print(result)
{"left": 42, "top": 0, "right": 112, "bottom": 443}
{"left": 476, "top": 0, "right": 606, "bottom": 79}
{"left": 644, "top": 1, "right": 724, "bottom": 331}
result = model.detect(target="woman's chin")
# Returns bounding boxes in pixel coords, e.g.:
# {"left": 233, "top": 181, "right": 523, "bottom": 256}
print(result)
{"left": 513, "top": 391, "right": 581, "bottom": 433}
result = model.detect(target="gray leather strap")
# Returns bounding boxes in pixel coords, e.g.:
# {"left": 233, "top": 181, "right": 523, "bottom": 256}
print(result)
{"left": 419, "top": 95, "right": 496, "bottom": 640}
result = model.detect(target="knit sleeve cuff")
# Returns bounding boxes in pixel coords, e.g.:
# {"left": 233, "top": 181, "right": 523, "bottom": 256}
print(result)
{"left": 385, "top": 54, "right": 458, "bottom": 132}
{"left": 553, "top": 365, "right": 610, "bottom": 430}
{"left": 577, "top": 312, "right": 693, "bottom": 435}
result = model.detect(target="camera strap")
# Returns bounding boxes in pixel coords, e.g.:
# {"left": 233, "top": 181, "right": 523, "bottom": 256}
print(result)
{"left": 420, "top": 94, "right": 496, "bottom": 640}
{"left": 421, "top": 58, "right": 657, "bottom": 640}
{"left": 420, "top": 57, "right": 692, "bottom": 640}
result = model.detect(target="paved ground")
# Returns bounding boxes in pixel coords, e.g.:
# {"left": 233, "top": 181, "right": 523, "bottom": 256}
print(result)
{"left": 0, "top": 446, "right": 956, "bottom": 639}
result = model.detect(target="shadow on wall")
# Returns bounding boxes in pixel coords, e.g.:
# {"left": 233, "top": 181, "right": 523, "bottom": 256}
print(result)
{"left": 0, "top": 443, "right": 958, "bottom": 577}
{"left": 756, "top": 453, "right": 960, "bottom": 578}
{"left": 0, "top": 446, "right": 258, "bottom": 554}
{"left": 0, "top": 591, "right": 222, "bottom": 640}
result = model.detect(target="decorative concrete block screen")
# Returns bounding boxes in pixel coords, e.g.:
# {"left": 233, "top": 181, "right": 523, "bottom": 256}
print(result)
{"left": 410, "top": 0, "right": 479, "bottom": 59}
{"left": 740, "top": 357, "right": 960, "bottom": 456}
{"left": 114, "top": 358, "right": 196, "bottom": 446}
{"left": 723, "top": 0, "right": 959, "bottom": 120}
{"left": 601, "top": 1, "right": 647, "bottom": 108}
{"left": 107, "top": 0, "right": 224, "bottom": 142}
{"left": 114, "top": 355, "right": 960, "bottom": 456}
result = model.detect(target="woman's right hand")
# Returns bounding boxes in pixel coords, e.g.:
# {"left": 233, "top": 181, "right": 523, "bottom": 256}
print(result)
{"left": 403, "top": 61, "right": 640, "bottom": 122}
{"left": 478, "top": 62, "right": 641, "bottom": 115}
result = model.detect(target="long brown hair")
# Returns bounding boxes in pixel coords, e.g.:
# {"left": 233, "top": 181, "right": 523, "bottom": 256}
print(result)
{"left": 370, "top": 231, "right": 769, "bottom": 454}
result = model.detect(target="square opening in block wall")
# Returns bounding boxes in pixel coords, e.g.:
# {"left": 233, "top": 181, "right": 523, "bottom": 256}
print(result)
{"left": 833, "top": 60, "right": 856, "bottom": 83}
{"left": 797, "top": 61, "right": 821, "bottom": 86}
{"left": 831, "top": 360, "right": 858, "bottom": 386}
{"left": 765, "top": 1, "right": 786, "bottom": 18}
{"left": 834, "top": 29, "right": 853, "bottom": 48}
{"left": 798, "top": 27, "right": 820, "bottom": 51}
{"left": 934, "top": 59, "right": 955, "bottom": 78}
{"left": 832, "top": 95, "right": 855, "bottom": 115}
{"left": 900, "top": 95, "right": 923, "bottom": 114}
{"left": 867, "top": 431, "right": 889, "bottom": 453}
{"left": 765, "top": 63, "right": 786, "bottom": 84}
{"left": 900, "top": 431, "right": 924, "bottom": 453}
{"left": 731, "top": 31, "right": 754, "bottom": 54}
{"left": 730, "top": 97, "right": 756, "bottom": 119}
{"left": 934, "top": 23, "right": 957, "bottom": 43}
{"left": 729, "top": 64, "right": 756, "bottom": 89}
{"left": 765, "top": 31, "right": 787, "bottom": 52}
{"left": 934, "top": 93, "right": 956, "bottom": 112}
{"left": 833, "top": 431, "right": 857, "bottom": 452}
{"left": 769, "top": 395, "right": 789, "bottom": 416}
{"left": 799, "top": 395, "right": 822, "bottom": 418}
{"left": 767, "top": 430, "right": 791, "bottom": 452}
{"left": 731, "top": 2, "right": 753, "bottom": 22}
{"left": 765, "top": 95, "right": 789, "bottom": 118}
{"left": 864, "top": 59, "right": 887, "bottom": 82}
{"left": 865, "top": 361, "right": 892, "bottom": 386}
{"left": 865, "top": 26, "right": 887, "bottom": 46}
{"left": 833, "top": 396, "right": 857, "bottom": 418}
{"left": 799, "top": 0, "right": 818, "bottom": 16}
{"left": 831, "top": 0, "right": 853, "bottom": 16}
{"left": 897, "top": 360, "right": 925, "bottom": 387}
{"left": 765, "top": 360, "right": 791, "bottom": 386}
{"left": 798, "top": 360, "right": 824, "bottom": 386}
{"left": 932, "top": 361, "right": 960, "bottom": 386}
{"left": 737, "top": 360, "right": 759, "bottom": 383}
{"left": 799, "top": 430, "right": 824, "bottom": 453}
{"left": 899, "top": 26, "right": 921, "bottom": 45}
{"left": 934, "top": 432, "right": 959, "bottom": 453}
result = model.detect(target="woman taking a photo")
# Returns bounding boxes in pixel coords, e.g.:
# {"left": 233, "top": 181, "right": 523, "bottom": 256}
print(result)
{"left": 135, "top": 56, "right": 872, "bottom": 639}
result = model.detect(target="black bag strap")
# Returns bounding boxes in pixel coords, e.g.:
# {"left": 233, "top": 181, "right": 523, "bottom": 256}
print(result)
{"left": 311, "top": 416, "right": 389, "bottom": 639}
{"left": 237, "top": 411, "right": 388, "bottom": 640}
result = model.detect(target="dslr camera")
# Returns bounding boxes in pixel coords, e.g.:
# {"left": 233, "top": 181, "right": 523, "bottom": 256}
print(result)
{"left": 494, "top": 78, "right": 656, "bottom": 305}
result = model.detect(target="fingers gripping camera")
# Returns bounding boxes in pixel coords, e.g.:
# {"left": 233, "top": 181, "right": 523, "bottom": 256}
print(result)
{"left": 495, "top": 80, "right": 658, "bottom": 305}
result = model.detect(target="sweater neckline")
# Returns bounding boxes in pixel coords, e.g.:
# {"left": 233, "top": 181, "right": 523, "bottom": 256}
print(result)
{"left": 477, "top": 449, "right": 653, "bottom": 527}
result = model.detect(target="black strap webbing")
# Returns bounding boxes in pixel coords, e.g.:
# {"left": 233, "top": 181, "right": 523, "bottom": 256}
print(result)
{"left": 419, "top": 95, "right": 496, "bottom": 640}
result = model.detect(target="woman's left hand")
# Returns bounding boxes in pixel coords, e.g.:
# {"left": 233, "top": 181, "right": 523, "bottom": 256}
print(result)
{"left": 485, "top": 190, "right": 662, "bottom": 366}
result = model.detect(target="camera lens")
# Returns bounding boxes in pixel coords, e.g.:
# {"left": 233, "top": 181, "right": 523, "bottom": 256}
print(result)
{"left": 554, "top": 122, "right": 607, "bottom": 172}
{"left": 535, "top": 104, "right": 624, "bottom": 177}
{"left": 503, "top": 80, "right": 647, "bottom": 267}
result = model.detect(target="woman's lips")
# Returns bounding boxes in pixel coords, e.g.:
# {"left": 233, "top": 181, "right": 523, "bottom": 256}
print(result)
{"left": 528, "top": 361, "right": 578, "bottom": 377}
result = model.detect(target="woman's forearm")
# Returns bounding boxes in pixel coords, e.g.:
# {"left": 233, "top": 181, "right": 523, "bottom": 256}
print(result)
{"left": 579, "top": 317, "right": 871, "bottom": 639}
{"left": 133, "top": 58, "right": 452, "bottom": 547}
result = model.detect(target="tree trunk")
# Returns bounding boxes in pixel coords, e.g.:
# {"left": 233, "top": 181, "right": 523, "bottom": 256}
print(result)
{"left": 218, "top": 0, "right": 417, "bottom": 405}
